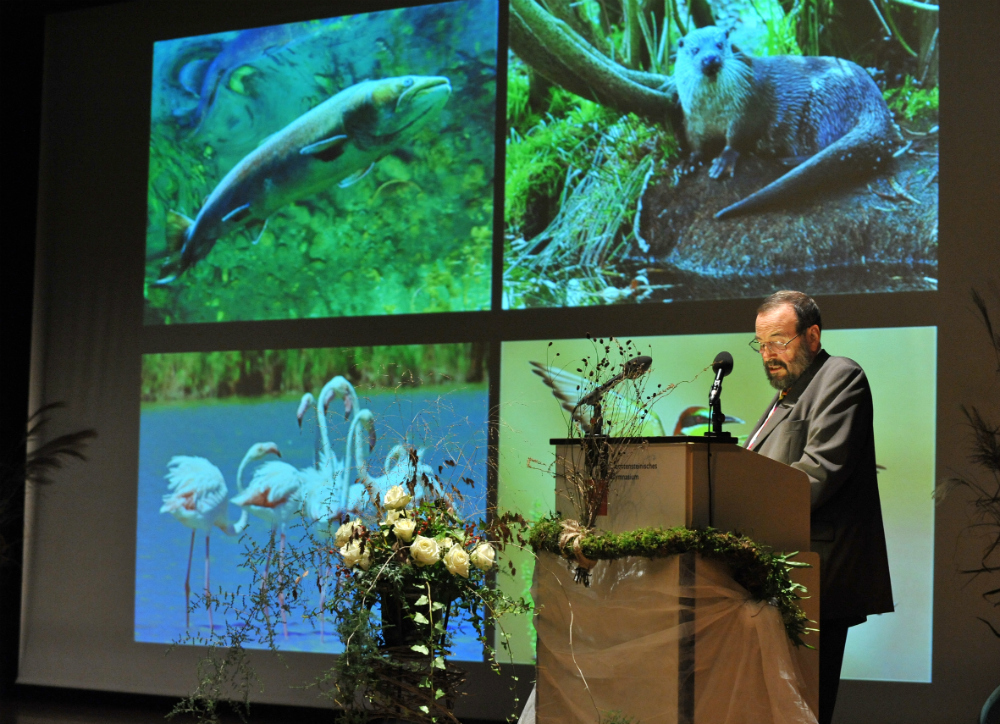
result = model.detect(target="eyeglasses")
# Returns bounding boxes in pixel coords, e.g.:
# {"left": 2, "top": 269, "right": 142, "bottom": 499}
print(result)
{"left": 749, "top": 333, "right": 801, "bottom": 355}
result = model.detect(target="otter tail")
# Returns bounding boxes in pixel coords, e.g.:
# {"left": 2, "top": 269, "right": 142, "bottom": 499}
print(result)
{"left": 714, "top": 117, "right": 902, "bottom": 220}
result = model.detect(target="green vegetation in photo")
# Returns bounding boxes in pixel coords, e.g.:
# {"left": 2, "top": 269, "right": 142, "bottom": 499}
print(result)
{"left": 141, "top": 343, "right": 485, "bottom": 402}
{"left": 504, "top": 54, "right": 677, "bottom": 309}
{"left": 885, "top": 75, "right": 939, "bottom": 124}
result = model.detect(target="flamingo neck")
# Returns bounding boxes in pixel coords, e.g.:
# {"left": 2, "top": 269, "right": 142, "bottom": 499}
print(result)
{"left": 316, "top": 403, "right": 335, "bottom": 473}
{"left": 235, "top": 450, "right": 256, "bottom": 493}
{"left": 339, "top": 416, "right": 359, "bottom": 510}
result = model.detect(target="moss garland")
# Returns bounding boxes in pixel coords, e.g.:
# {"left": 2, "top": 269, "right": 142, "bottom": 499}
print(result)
{"left": 528, "top": 515, "right": 813, "bottom": 646}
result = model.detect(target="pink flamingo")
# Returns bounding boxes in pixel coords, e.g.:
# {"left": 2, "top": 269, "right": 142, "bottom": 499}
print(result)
{"left": 160, "top": 441, "right": 280, "bottom": 631}
{"left": 231, "top": 434, "right": 311, "bottom": 637}
{"left": 300, "top": 406, "right": 375, "bottom": 639}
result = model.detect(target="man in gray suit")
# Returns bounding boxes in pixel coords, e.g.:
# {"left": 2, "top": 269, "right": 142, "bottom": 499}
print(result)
{"left": 746, "top": 291, "right": 893, "bottom": 724}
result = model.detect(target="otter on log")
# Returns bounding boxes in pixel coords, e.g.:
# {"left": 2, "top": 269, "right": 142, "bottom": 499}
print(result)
{"left": 673, "top": 26, "right": 904, "bottom": 220}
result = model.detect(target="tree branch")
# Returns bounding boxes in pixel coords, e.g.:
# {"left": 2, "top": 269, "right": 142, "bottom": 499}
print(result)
{"left": 509, "top": 0, "right": 680, "bottom": 127}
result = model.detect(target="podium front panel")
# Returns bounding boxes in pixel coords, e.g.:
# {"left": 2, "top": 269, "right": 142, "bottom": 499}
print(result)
{"left": 553, "top": 440, "right": 810, "bottom": 553}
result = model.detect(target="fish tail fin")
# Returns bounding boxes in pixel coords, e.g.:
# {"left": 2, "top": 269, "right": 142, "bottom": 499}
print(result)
{"left": 152, "top": 211, "right": 196, "bottom": 285}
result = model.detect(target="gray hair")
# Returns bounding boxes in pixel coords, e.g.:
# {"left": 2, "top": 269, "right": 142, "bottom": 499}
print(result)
{"left": 757, "top": 291, "right": 822, "bottom": 332}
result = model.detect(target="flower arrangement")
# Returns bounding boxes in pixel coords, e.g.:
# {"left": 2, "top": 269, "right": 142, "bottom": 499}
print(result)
{"left": 167, "top": 380, "right": 530, "bottom": 724}
{"left": 324, "top": 482, "right": 528, "bottom": 723}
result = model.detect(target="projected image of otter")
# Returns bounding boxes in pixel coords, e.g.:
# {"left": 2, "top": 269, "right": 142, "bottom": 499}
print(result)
{"left": 503, "top": 4, "right": 938, "bottom": 308}
{"left": 145, "top": 0, "right": 499, "bottom": 323}
{"left": 673, "top": 26, "right": 904, "bottom": 220}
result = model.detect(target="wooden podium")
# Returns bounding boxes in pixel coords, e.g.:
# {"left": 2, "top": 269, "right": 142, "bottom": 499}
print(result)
{"left": 534, "top": 437, "right": 820, "bottom": 723}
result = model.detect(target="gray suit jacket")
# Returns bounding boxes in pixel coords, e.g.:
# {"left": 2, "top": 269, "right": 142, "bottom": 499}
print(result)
{"left": 747, "top": 350, "right": 894, "bottom": 620}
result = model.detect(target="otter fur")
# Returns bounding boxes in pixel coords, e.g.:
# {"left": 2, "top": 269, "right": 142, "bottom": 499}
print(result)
{"left": 673, "top": 26, "right": 904, "bottom": 220}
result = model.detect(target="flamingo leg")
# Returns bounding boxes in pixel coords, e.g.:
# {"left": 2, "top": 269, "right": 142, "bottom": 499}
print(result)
{"left": 261, "top": 546, "right": 272, "bottom": 624}
{"left": 205, "top": 533, "right": 213, "bottom": 633}
{"left": 279, "top": 527, "right": 288, "bottom": 637}
{"left": 319, "top": 559, "right": 330, "bottom": 643}
{"left": 184, "top": 529, "right": 195, "bottom": 630}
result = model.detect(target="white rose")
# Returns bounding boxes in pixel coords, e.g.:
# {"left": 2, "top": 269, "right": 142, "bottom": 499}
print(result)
{"left": 393, "top": 517, "right": 417, "bottom": 542}
{"left": 439, "top": 537, "right": 456, "bottom": 550}
{"left": 340, "top": 540, "right": 371, "bottom": 570}
{"left": 334, "top": 520, "right": 364, "bottom": 548}
{"left": 384, "top": 485, "right": 412, "bottom": 510}
{"left": 409, "top": 535, "right": 440, "bottom": 567}
{"left": 443, "top": 546, "right": 471, "bottom": 578}
{"left": 470, "top": 542, "right": 495, "bottom": 571}
{"left": 382, "top": 509, "right": 403, "bottom": 526}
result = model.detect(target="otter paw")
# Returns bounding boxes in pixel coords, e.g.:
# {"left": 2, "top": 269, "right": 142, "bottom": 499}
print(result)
{"left": 682, "top": 152, "right": 705, "bottom": 176}
{"left": 709, "top": 148, "right": 740, "bottom": 179}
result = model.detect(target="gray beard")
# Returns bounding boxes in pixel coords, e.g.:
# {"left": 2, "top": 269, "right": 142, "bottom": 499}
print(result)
{"left": 764, "top": 346, "right": 813, "bottom": 390}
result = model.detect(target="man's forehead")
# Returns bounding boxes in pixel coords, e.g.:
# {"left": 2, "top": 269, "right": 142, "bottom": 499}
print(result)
{"left": 755, "top": 305, "right": 797, "bottom": 336}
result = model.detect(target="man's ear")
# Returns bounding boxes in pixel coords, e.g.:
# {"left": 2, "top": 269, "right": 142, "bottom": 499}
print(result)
{"left": 807, "top": 324, "right": 822, "bottom": 353}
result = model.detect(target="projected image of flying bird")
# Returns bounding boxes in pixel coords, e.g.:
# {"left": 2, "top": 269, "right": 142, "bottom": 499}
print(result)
{"left": 160, "top": 441, "right": 280, "bottom": 630}
{"left": 529, "top": 361, "right": 666, "bottom": 435}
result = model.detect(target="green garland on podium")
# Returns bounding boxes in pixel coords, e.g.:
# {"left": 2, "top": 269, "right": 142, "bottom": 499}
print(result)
{"left": 528, "top": 515, "right": 814, "bottom": 647}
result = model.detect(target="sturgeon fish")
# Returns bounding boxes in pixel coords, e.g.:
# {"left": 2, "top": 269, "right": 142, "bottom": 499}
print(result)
{"left": 156, "top": 75, "right": 451, "bottom": 284}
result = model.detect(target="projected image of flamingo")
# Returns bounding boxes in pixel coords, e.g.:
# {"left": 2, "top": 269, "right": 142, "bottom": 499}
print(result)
{"left": 160, "top": 441, "right": 280, "bottom": 630}
{"left": 300, "top": 406, "right": 375, "bottom": 639}
{"left": 352, "top": 444, "right": 418, "bottom": 512}
{"left": 297, "top": 391, "right": 337, "bottom": 476}
{"left": 230, "top": 442, "right": 307, "bottom": 638}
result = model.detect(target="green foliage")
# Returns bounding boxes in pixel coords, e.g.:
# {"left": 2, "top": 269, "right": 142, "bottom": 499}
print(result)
{"left": 935, "top": 287, "right": 1000, "bottom": 638}
{"left": 506, "top": 77, "right": 622, "bottom": 230}
{"left": 747, "top": 0, "right": 804, "bottom": 57}
{"left": 529, "top": 516, "right": 813, "bottom": 647}
{"left": 504, "top": 101, "right": 674, "bottom": 308}
{"left": 141, "top": 344, "right": 482, "bottom": 402}
{"left": 885, "top": 76, "right": 940, "bottom": 123}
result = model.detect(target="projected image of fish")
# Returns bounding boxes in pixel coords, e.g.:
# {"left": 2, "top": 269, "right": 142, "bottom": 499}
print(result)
{"left": 156, "top": 75, "right": 452, "bottom": 284}
{"left": 145, "top": 0, "right": 498, "bottom": 323}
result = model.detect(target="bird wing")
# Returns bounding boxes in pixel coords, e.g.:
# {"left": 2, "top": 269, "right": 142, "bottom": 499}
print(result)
{"left": 529, "top": 361, "right": 666, "bottom": 436}
{"left": 232, "top": 460, "right": 302, "bottom": 508}
{"left": 161, "top": 456, "right": 227, "bottom": 521}
{"left": 529, "top": 361, "right": 594, "bottom": 431}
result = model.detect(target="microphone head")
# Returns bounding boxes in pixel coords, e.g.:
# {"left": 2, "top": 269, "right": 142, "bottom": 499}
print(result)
{"left": 624, "top": 355, "right": 653, "bottom": 378}
{"left": 712, "top": 351, "right": 734, "bottom": 377}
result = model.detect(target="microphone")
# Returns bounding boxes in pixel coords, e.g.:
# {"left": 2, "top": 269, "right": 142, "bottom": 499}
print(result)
{"left": 707, "top": 351, "right": 735, "bottom": 439}
{"left": 709, "top": 351, "right": 734, "bottom": 405}
{"left": 579, "top": 355, "right": 653, "bottom": 406}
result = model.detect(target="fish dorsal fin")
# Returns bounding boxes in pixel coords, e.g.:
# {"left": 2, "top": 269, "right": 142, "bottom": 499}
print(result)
{"left": 166, "top": 210, "right": 194, "bottom": 253}
{"left": 221, "top": 203, "right": 252, "bottom": 224}
{"left": 338, "top": 162, "right": 375, "bottom": 188}
{"left": 300, "top": 135, "right": 348, "bottom": 157}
